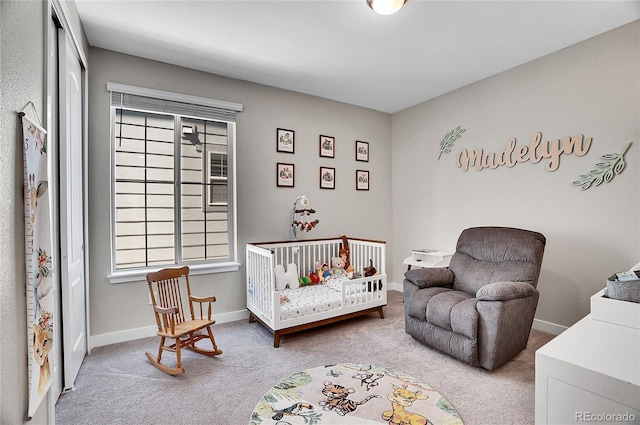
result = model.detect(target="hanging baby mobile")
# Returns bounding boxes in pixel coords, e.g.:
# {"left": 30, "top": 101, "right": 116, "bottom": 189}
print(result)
{"left": 290, "top": 195, "right": 319, "bottom": 240}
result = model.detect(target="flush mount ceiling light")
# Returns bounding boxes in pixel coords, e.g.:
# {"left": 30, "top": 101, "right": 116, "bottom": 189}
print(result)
{"left": 367, "top": 0, "right": 407, "bottom": 15}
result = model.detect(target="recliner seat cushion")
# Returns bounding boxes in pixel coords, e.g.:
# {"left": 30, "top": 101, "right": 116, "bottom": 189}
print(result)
{"left": 425, "top": 291, "right": 478, "bottom": 340}
{"left": 404, "top": 285, "right": 453, "bottom": 321}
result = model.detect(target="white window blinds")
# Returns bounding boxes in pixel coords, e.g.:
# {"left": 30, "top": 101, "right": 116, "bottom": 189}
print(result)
{"left": 107, "top": 82, "right": 243, "bottom": 122}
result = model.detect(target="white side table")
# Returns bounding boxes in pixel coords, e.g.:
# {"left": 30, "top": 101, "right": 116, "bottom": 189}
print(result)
{"left": 535, "top": 315, "right": 640, "bottom": 424}
{"left": 403, "top": 249, "right": 453, "bottom": 271}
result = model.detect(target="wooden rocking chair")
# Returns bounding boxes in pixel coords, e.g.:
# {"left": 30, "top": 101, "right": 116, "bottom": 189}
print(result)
{"left": 145, "top": 266, "right": 222, "bottom": 375}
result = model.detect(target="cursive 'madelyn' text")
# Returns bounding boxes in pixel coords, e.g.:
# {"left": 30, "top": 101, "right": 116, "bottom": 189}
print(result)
{"left": 456, "top": 132, "right": 592, "bottom": 172}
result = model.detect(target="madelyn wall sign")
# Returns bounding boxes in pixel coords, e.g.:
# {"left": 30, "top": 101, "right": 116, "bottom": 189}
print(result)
{"left": 456, "top": 131, "right": 592, "bottom": 172}
{"left": 438, "top": 128, "right": 633, "bottom": 190}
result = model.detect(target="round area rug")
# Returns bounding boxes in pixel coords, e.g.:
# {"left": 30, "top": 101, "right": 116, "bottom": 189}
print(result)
{"left": 249, "top": 363, "right": 463, "bottom": 425}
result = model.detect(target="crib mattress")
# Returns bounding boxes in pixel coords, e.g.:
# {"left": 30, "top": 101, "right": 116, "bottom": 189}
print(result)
{"left": 279, "top": 277, "right": 361, "bottom": 320}
{"left": 279, "top": 284, "right": 340, "bottom": 320}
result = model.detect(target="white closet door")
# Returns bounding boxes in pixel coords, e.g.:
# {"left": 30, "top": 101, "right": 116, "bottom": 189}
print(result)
{"left": 59, "top": 27, "right": 87, "bottom": 390}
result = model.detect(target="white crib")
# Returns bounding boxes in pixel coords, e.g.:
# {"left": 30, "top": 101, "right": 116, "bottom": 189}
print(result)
{"left": 246, "top": 236, "right": 387, "bottom": 347}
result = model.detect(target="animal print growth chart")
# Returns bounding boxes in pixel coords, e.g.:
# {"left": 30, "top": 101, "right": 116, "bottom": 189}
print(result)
{"left": 21, "top": 108, "right": 54, "bottom": 419}
{"left": 250, "top": 363, "right": 463, "bottom": 425}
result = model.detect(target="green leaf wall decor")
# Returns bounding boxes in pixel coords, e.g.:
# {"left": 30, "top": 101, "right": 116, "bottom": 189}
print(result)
{"left": 438, "top": 126, "right": 466, "bottom": 160}
{"left": 572, "top": 142, "right": 632, "bottom": 190}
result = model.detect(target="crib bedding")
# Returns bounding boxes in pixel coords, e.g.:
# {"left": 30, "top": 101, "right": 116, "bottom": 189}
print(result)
{"left": 279, "top": 277, "right": 358, "bottom": 320}
{"left": 280, "top": 284, "right": 341, "bottom": 320}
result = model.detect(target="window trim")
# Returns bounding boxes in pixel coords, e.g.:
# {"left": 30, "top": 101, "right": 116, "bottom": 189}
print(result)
{"left": 108, "top": 261, "right": 241, "bottom": 284}
{"left": 106, "top": 84, "right": 242, "bottom": 283}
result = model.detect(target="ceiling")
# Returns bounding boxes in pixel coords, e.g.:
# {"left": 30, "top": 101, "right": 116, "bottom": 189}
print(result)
{"left": 74, "top": 0, "right": 640, "bottom": 114}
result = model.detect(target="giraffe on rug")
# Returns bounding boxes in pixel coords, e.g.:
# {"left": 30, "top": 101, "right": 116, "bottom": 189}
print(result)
{"left": 382, "top": 384, "right": 431, "bottom": 425}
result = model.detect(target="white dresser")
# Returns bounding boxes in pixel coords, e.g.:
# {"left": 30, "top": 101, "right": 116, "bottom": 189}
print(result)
{"left": 535, "top": 291, "right": 640, "bottom": 424}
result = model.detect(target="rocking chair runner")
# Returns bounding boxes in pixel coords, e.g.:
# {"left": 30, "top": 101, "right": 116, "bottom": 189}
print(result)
{"left": 145, "top": 266, "right": 222, "bottom": 375}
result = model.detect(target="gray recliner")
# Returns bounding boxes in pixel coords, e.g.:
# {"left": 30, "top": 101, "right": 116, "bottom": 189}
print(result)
{"left": 403, "top": 226, "right": 546, "bottom": 371}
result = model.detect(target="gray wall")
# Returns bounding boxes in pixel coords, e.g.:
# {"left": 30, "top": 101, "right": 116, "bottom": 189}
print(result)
{"left": 87, "top": 48, "right": 393, "bottom": 339}
{"left": 1, "top": 2, "right": 47, "bottom": 423}
{"left": 392, "top": 20, "right": 640, "bottom": 330}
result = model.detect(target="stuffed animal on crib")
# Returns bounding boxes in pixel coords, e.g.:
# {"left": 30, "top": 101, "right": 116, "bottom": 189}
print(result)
{"left": 339, "top": 248, "right": 355, "bottom": 275}
{"left": 364, "top": 259, "right": 378, "bottom": 277}
{"left": 309, "top": 270, "right": 320, "bottom": 284}
{"left": 315, "top": 261, "right": 325, "bottom": 284}
{"left": 275, "top": 263, "right": 300, "bottom": 290}
{"left": 317, "top": 262, "right": 331, "bottom": 282}
{"left": 299, "top": 276, "right": 313, "bottom": 286}
{"left": 330, "top": 256, "right": 347, "bottom": 278}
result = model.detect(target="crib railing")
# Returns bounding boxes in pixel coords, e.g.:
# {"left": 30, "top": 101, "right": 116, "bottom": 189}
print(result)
{"left": 246, "top": 243, "right": 275, "bottom": 322}
{"left": 251, "top": 237, "right": 385, "bottom": 277}
{"left": 348, "top": 239, "right": 386, "bottom": 276}
{"left": 341, "top": 277, "right": 387, "bottom": 306}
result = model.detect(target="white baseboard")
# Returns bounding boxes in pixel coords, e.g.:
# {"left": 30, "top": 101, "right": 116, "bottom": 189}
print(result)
{"left": 387, "top": 281, "right": 403, "bottom": 292}
{"left": 88, "top": 309, "right": 251, "bottom": 350}
{"left": 532, "top": 318, "right": 567, "bottom": 336}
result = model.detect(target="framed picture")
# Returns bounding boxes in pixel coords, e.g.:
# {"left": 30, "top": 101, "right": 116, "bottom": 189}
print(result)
{"left": 277, "top": 128, "right": 295, "bottom": 153}
{"left": 356, "top": 170, "right": 369, "bottom": 191}
{"left": 319, "top": 135, "right": 335, "bottom": 158}
{"left": 277, "top": 163, "right": 295, "bottom": 187}
{"left": 319, "top": 166, "right": 335, "bottom": 189}
{"left": 356, "top": 140, "right": 369, "bottom": 162}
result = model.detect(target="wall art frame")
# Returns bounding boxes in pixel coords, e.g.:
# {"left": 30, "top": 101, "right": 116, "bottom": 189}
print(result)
{"left": 277, "top": 128, "right": 295, "bottom": 153}
{"left": 277, "top": 162, "right": 295, "bottom": 187}
{"left": 356, "top": 170, "right": 369, "bottom": 191}
{"left": 356, "top": 140, "right": 369, "bottom": 162}
{"left": 319, "top": 166, "right": 336, "bottom": 189}
{"left": 319, "top": 135, "right": 335, "bottom": 158}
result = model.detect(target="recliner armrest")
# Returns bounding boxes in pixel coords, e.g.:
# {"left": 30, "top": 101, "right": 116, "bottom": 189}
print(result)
{"left": 476, "top": 281, "right": 537, "bottom": 301}
{"left": 404, "top": 267, "right": 454, "bottom": 289}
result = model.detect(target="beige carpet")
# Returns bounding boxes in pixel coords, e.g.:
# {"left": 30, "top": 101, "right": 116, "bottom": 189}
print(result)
{"left": 55, "top": 291, "right": 554, "bottom": 425}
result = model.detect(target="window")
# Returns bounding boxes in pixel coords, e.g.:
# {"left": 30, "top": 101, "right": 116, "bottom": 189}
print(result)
{"left": 207, "top": 151, "right": 228, "bottom": 207}
{"left": 107, "top": 84, "right": 243, "bottom": 282}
